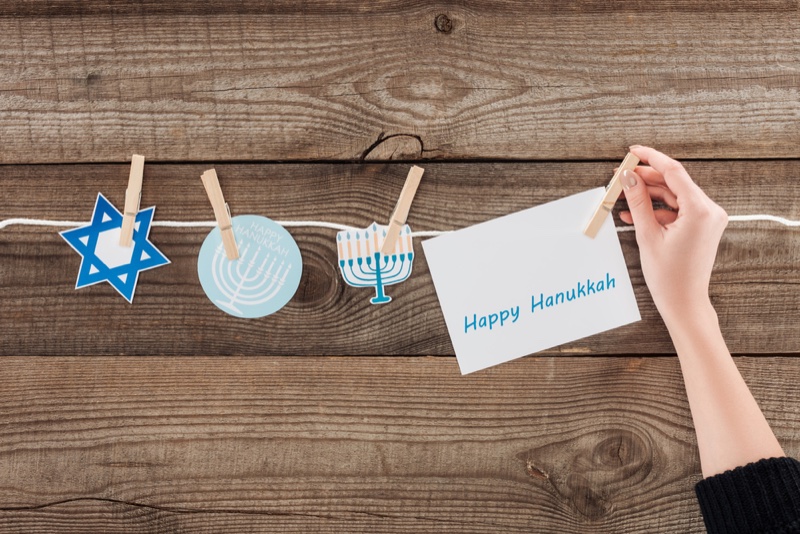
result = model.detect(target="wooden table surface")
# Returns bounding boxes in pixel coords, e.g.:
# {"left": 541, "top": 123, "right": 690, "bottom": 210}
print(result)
{"left": 1, "top": 2, "right": 798, "bottom": 532}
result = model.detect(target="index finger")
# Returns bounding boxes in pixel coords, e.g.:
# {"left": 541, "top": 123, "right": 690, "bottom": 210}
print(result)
{"left": 629, "top": 146, "right": 698, "bottom": 197}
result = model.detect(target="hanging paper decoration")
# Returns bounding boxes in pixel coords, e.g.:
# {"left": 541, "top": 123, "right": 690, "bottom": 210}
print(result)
{"left": 59, "top": 193, "right": 170, "bottom": 303}
{"left": 197, "top": 214, "right": 303, "bottom": 318}
{"left": 337, "top": 222, "right": 414, "bottom": 304}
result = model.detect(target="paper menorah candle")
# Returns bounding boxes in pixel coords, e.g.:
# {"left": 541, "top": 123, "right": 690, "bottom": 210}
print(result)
{"left": 336, "top": 222, "right": 414, "bottom": 304}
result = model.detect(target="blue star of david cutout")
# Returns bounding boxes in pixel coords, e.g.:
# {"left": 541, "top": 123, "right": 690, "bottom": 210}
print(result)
{"left": 60, "top": 192, "right": 170, "bottom": 303}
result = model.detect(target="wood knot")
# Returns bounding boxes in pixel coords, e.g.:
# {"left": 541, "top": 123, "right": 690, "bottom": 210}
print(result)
{"left": 434, "top": 14, "right": 453, "bottom": 34}
{"left": 292, "top": 241, "right": 341, "bottom": 306}
{"left": 526, "top": 459, "right": 549, "bottom": 480}
{"left": 592, "top": 432, "right": 647, "bottom": 469}
{"left": 566, "top": 473, "right": 611, "bottom": 519}
{"left": 517, "top": 428, "right": 654, "bottom": 520}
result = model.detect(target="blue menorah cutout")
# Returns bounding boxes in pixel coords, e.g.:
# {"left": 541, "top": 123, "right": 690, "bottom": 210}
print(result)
{"left": 337, "top": 222, "right": 414, "bottom": 304}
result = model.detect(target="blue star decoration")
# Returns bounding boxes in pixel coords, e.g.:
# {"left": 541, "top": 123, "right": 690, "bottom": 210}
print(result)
{"left": 60, "top": 193, "right": 170, "bottom": 303}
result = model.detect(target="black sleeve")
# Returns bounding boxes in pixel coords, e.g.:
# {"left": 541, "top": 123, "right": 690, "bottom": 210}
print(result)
{"left": 695, "top": 457, "right": 800, "bottom": 533}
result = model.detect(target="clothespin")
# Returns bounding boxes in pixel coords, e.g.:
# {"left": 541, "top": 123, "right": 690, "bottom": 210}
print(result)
{"left": 201, "top": 169, "right": 239, "bottom": 260}
{"left": 380, "top": 165, "right": 425, "bottom": 256}
{"left": 119, "top": 154, "right": 145, "bottom": 247}
{"left": 583, "top": 152, "right": 640, "bottom": 238}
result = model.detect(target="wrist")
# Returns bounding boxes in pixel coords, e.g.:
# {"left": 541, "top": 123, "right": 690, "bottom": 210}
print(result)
{"left": 659, "top": 297, "right": 718, "bottom": 335}
{"left": 660, "top": 298, "right": 725, "bottom": 357}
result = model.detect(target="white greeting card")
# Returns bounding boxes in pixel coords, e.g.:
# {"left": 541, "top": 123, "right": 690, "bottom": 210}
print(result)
{"left": 422, "top": 187, "right": 640, "bottom": 374}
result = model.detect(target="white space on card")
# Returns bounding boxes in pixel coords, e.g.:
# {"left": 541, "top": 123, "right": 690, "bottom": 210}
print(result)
{"left": 422, "top": 187, "right": 640, "bottom": 374}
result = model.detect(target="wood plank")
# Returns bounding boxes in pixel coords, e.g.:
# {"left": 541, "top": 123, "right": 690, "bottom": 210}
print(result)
{"left": 0, "top": 355, "right": 798, "bottom": 533}
{"left": 2, "top": 161, "right": 799, "bottom": 357}
{"left": 4, "top": 1, "right": 799, "bottom": 16}
{"left": 0, "top": 2, "right": 798, "bottom": 163}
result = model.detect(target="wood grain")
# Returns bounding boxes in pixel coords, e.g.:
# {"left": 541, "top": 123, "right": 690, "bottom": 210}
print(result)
{"left": 1, "top": 161, "right": 799, "bottom": 357}
{"left": 0, "top": 355, "right": 798, "bottom": 533}
{"left": 0, "top": 2, "right": 798, "bottom": 163}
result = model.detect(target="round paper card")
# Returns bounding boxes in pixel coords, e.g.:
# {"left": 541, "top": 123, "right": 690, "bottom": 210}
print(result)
{"left": 198, "top": 215, "right": 302, "bottom": 318}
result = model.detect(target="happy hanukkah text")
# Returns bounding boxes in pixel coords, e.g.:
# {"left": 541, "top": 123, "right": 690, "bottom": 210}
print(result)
{"left": 239, "top": 220, "right": 290, "bottom": 257}
{"left": 464, "top": 272, "right": 617, "bottom": 334}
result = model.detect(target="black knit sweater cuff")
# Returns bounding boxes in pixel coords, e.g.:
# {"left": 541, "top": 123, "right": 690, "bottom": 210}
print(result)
{"left": 695, "top": 457, "right": 800, "bottom": 534}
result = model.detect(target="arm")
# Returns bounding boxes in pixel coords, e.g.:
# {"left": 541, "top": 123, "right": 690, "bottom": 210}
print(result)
{"left": 620, "top": 145, "right": 784, "bottom": 477}
{"left": 664, "top": 299, "right": 784, "bottom": 477}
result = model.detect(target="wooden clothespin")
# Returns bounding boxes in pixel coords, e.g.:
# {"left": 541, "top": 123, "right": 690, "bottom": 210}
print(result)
{"left": 119, "top": 154, "right": 145, "bottom": 247}
{"left": 583, "top": 152, "right": 640, "bottom": 238}
{"left": 201, "top": 169, "right": 239, "bottom": 260}
{"left": 380, "top": 165, "right": 425, "bottom": 255}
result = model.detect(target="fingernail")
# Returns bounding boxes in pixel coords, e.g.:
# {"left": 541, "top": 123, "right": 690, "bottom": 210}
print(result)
{"left": 622, "top": 169, "right": 637, "bottom": 190}
{"left": 629, "top": 144, "right": 642, "bottom": 149}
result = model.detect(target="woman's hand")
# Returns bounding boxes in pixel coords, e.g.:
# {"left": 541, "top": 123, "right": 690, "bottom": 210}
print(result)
{"left": 619, "top": 145, "right": 728, "bottom": 324}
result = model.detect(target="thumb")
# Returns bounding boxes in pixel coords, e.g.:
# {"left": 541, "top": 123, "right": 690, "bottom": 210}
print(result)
{"left": 621, "top": 170, "right": 659, "bottom": 240}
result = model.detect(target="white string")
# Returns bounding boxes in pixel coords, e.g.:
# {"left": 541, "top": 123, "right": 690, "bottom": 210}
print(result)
{"left": 0, "top": 219, "right": 89, "bottom": 230}
{"left": 728, "top": 214, "right": 800, "bottom": 226}
{"left": 0, "top": 214, "right": 798, "bottom": 235}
